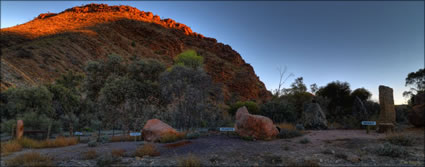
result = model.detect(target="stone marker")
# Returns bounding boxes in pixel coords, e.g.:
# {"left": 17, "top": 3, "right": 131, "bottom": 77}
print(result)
{"left": 16, "top": 120, "right": 24, "bottom": 139}
{"left": 378, "top": 85, "right": 396, "bottom": 133}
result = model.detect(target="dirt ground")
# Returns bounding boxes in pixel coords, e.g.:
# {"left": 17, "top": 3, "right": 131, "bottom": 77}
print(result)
{"left": 1, "top": 129, "right": 424, "bottom": 166}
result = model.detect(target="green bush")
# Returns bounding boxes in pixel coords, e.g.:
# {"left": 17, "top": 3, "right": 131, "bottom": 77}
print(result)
{"left": 277, "top": 129, "right": 303, "bottom": 139}
{"left": 229, "top": 101, "right": 259, "bottom": 115}
{"left": 175, "top": 50, "right": 204, "bottom": 69}
{"left": 186, "top": 132, "right": 201, "bottom": 139}
{"left": 377, "top": 143, "right": 408, "bottom": 157}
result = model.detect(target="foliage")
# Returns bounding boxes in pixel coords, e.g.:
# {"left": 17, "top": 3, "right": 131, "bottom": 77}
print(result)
{"left": 385, "top": 135, "right": 414, "bottom": 146}
{"left": 351, "top": 88, "right": 371, "bottom": 101}
{"left": 159, "top": 132, "right": 186, "bottom": 143}
{"left": 84, "top": 150, "right": 98, "bottom": 160}
{"left": 5, "top": 152, "right": 53, "bottom": 167}
{"left": 111, "top": 149, "right": 126, "bottom": 157}
{"left": 134, "top": 143, "right": 160, "bottom": 157}
{"left": 403, "top": 68, "right": 425, "bottom": 98}
{"left": 316, "top": 81, "right": 352, "bottom": 121}
{"left": 186, "top": 132, "right": 201, "bottom": 139}
{"left": 395, "top": 105, "right": 410, "bottom": 124}
{"left": 175, "top": 50, "right": 204, "bottom": 69}
{"left": 377, "top": 143, "right": 409, "bottom": 157}
{"left": 88, "top": 141, "right": 98, "bottom": 147}
{"left": 229, "top": 101, "right": 260, "bottom": 115}
{"left": 178, "top": 154, "right": 201, "bottom": 167}
{"left": 96, "top": 153, "right": 121, "bottom": 167}
{"left": 260, "top": 99, "right": 296, "bottom": 123}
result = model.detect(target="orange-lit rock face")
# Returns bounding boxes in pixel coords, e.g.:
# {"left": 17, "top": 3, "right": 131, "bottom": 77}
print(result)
{"left": 235, "top": 107, "right": 278, "bottom": 140}
{"left": 142, "top": 119, "right": 178, "bottom": 142}
{"left": 0, "top": 3, "right": 271, "bottom": 103}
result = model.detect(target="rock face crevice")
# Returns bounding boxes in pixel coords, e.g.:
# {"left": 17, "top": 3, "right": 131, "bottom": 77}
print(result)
{"left": 0, "top": 4, "right": 272, "bottom": 103}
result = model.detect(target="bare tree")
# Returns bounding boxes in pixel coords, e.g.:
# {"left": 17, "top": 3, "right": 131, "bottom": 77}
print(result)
{"left": 275, "top": 66, "right": 294, "bottom": 97}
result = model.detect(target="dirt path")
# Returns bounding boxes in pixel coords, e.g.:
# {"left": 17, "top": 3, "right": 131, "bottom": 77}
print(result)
{"left": 1, "top": 130, "right": 423, "bottom": 166}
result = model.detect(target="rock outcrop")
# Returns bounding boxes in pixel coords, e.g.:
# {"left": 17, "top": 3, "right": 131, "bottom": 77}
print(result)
{"left": 0, "top": 4, "right": 272, "bottom": 103}
{"left": 408, "top": 92, "right": 424, "bottom": 127}
{"left": 302, "top": 103, "right": 328, "bottom": 130}
{"left": 142, "top": 119, "right": 178, "bottom": 142}
{"left": 235, "top": 107, "right": 278, "bottom": 140}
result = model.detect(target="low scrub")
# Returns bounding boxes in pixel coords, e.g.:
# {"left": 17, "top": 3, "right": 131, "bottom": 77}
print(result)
{"left": 385, "top": 134, "right": 414, "bottom": 146}
{"left": 1, "top": 141, "right": 22, "bottom": 156}
{"left": 5, "top": 152, "right": 53, "bottom": 167}
{"left": 84, "top": 150, "right": 98, "bottom": 160}
{"left": 111, "top": 149, "right": 126, "bottom": 157}
{"left": 134, "top": 143, "right": 160, "bottom": 157}
{"left": 377, "top": 143, "right": 409, "bottom": 157}
{"left": 159, "top": 132, "right": 186, "bottom": 143}
{"left": 277, "top": 123, "right": 296, "bottom": 131}
{"left": 277, "top": 129, "right": 303, "bottom": 139}
{"left": 15, "top": 137, "right": 78, "bottom": 149}
{"left": 96, "top": 153, "right": 121, "bottom": 167}
{"left": 178, "top": 154, "right": 201, "bottom": 167}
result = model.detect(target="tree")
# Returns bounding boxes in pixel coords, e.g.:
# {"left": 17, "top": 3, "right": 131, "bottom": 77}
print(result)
{"left": 316, "top": 81, "right": 352, "bottom": 121}
{"left": 351, "top": 88, "right": 371, "bottom": 101}
{"left": 310, "top": 83, "right": 318, "bottom": 94}
{"left": 175, "top": 50, "right": 204, "bottom": 69}
{"left": 403, "top": 68, "right": 425, "bottom": 99}
{"left": 273, "top": 66, "right": 294, "bottom": 97}
{"left": 228, "top": 101, "right": 260, "bottom": 115}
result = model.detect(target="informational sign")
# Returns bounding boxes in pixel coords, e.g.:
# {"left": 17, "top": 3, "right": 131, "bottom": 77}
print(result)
{"left": 74, "top": 132, "right": 83, "bottom": 136}
{"left": 361, "top": 121, "right": 376, "bottom": 126}
{"left": 130, "top": 132, "right": 142, "bottom": 136}
{"left": 219, "top": 127, "right": 235, "bottom": 132}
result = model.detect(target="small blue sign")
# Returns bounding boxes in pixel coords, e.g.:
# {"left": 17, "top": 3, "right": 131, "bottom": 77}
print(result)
{"left": 361, "top": 121, "right": 376, "bottom": 126}
{"left": 219, "top": 127, "right": 235, "bottom": 132}
{"left": 74, "top": 132, "right": 83, "bottom": 136}
{"left": 130, "top": 132, "right": 141, "bottom": 136}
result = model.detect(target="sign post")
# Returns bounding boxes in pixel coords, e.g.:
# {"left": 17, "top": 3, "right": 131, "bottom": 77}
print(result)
{"left": 130, "top": 132, "right": 142, "bottom": 142}
{"left": 219, "top": 127, "right": 235, "bottom": 136}
{"left": 361, "top": 121, "right": 376, "bottom": 134}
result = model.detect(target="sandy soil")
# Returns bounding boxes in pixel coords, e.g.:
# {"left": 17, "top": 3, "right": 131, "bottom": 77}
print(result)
{"left": 1, "top": 129, "right": 424, "bottom": 166}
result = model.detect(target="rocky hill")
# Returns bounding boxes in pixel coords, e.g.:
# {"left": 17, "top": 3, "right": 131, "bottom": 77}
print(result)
{"left": 0, "top": 4, "right": 271, "bottom": 103}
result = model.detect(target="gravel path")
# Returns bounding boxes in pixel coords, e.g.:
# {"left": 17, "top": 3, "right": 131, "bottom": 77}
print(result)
{"left": 1, "top": 129, "right": 424, "bottom": 166}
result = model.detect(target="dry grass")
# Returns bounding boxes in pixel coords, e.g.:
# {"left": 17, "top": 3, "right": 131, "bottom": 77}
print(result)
{"left": 1, "top": 141, "right": 22, "bottom": 156}
{"left": 276, "top": 123, "right": 296, "bottom": 130}
{"left": 134, "top": 143, "right": 160, "bottom": 157}
{"left": 83, "top": 150, "right": 98, "bottom": 160}
{"left": 4, "top": 136, "right": 79, "bottom": 152}
{"left": 159, "top": 132, "right": 186, "bottom": 143}
{"left": 110, "top": 135, "right": 140, "bottom": 142}
{"left": 111, "top": 149, "right": 126, "bottom": 157}
{"left": 5, "top": 152, "right": 54, "bottom": 167}
{"left": 42, "top": 136, "right": 78, "bottom": 148}
{"left": 178, "top": 154, "right": 201, "bottom": 167}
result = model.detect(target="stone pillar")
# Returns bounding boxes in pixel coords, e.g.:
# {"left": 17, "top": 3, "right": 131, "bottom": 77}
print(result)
{"left": 378, "top": 85, "right": 396, "bottom": 133}
{"left": 16, "top": 120, "right": 24, "bottom": 139}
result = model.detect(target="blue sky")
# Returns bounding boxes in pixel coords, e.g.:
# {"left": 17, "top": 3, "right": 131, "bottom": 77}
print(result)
{"left": 1, "top": 1, "right": 424, "bottom": 104}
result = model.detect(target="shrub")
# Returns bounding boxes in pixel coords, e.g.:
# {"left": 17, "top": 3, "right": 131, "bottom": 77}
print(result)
{"left": 322, "top": 149, "right": 334, "bottom": 155}
{"left": 1, "top": 141, "right": 22, "bottom": 156}
{"left": 229, "top": 101, "right": 259, "bottom": 115}
{"left": 277, "top": 123, "right": 296, "bottom": 130}
{"left": 175, "top": 50, "right": 204, "bottom": 69}
{"left": 42, "top": 136, "right": 78, "bottom": 148}
{"left": 259, "top": 100, "right": 297, "bottom": 123}
{"left": 377, "top": 143, "right": 409, "bottom": 157}
{"left": 277, "top": 129, "right": 303, "bottom": 139}
{"left": 239, "top": 135, "right": 254, "bottom": 141}
{"left": 16, "top": 137, "right": 42, "bottom": 148}
{"left": 159, "top": 133, "right": 186, "bottom": 143}
{"left": 5, "top": 152, "right": 53, "bottom": 167}
{"left": 96, "top": 153, "right": 121, "bottom": 167}
{"left": 111, "top": 149, "right": 126, "bottom": 157}
{"left": 178, "top": 154, "right": 201, "bottom": 167}
{"left": 88, "top": 141, "right": 98, "bottom": 147}
{"left": 134, "top": 143, "right": 160, "bottom": 157}
{"left": 84, "top": 150, "right": 98, "bottom": 160}
{"left": 186, "top": 132, "right": 201, "bottom": 139}
{"left": 299, "top": 138, "right": 310, "bottom": 144}
{"left": 385, "top": 135, "right": 414, "bottom": 146}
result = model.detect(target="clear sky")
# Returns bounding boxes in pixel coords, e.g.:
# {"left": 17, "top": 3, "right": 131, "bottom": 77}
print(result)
{"left": 1, "top": 1, "right": 424, "bottom": 104}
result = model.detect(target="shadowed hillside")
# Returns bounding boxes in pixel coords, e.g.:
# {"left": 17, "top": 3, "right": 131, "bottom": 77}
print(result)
{"left": 0, "top": 3, "right": 271, "bottom": 103}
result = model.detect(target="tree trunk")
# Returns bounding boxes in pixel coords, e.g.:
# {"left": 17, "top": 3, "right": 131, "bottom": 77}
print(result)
{"left": 11, "top": 124, "right": 15, "bottom": 140}
{"left": 46, "top": 122, "right": 52, "bottom": 140}
{"left": 69, "top": 123, "right": 74, "bottom": 137}
{"left": 112, "top": 125, "right": 115, "bottom": 137}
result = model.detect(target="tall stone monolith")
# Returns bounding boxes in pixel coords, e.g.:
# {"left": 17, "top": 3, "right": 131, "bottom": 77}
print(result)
{"left": 16, "top": 120, "right": 24, "bottom": 139}
{"left": 378, "top": 85, "right": 396, "bottom": 124}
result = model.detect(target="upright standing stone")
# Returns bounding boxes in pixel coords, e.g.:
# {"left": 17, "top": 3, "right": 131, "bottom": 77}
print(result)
{"left": 16, "top": 120, "right": 24, "bottom": 139}
{"left": 378, "top": 85, "right": 396, "bottom": 132}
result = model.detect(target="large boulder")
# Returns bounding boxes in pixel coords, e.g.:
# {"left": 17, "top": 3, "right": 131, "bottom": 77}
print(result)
{"left": 408, "top": 92, "right": 425, "bottom": 127}
{"left": 142, "top": 119, "right": 178, "bottom": 142}
{"left": 234, "top": 107, "right": 278, "bottom": 140}
{"left": 302, "top": 103, "right": 328, "bottom": 129}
